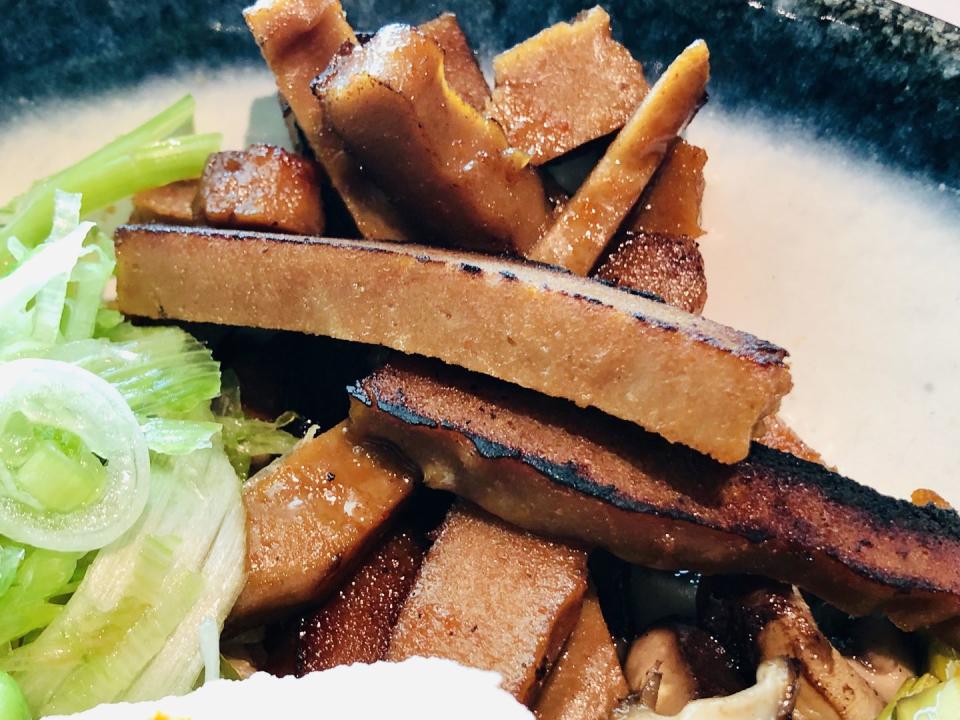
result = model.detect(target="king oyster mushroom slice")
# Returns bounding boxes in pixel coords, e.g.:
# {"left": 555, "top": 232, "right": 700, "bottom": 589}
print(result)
{"left": 612, "top": 658, "right": 798, "bottom": 720}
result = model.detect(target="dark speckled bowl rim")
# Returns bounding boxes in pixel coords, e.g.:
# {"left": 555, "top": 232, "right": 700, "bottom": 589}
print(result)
{"left": 0, "top": 0, "right": 958, "bottom": 193}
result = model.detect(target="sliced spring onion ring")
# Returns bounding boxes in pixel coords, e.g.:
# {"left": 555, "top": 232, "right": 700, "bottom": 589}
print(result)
{"left": 0, "top": 359, "right": 150, "bottom": 552}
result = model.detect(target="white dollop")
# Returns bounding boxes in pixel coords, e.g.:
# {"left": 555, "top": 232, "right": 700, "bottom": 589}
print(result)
{"left": 45, "top": 658, "right": 534, "bottom": 720}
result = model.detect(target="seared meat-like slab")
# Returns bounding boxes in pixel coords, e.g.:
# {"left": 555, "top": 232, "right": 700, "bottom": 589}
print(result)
{"left": 115, "top": 225, "right": 790, "bottom": 463}
{"left": 417, "top": 14, "right": 490, "bottom": 112}
{"left": 348, "top": 359, "right": 960, "bottom": 631}
{"left": 387, "top": 504, "right": 588, "bottom": 704}
{"left": 230, "top": 423, "right": 413, "bottom": 626}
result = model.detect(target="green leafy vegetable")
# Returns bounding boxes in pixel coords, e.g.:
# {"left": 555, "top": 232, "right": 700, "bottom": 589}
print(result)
{"left": 0, "top": 672, "right": 31, "bottom": 720}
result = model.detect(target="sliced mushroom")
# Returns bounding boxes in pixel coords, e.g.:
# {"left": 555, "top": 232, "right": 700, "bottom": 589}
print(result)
{"left": 624, "top": 623, "right": 745, "bottom": 715}
{"left": 613, "top": 658, "right": 798, "bottom": 720}
{"left": 699, "top": 578, "right": 884, "bottom": 720}
{"left": 841, "top": 617, "right": 918, "bottom": 703}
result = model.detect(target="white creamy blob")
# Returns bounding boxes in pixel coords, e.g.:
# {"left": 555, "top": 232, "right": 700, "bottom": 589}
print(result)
{"left": 44, "top": 657, "right": 533, "bottom": 719}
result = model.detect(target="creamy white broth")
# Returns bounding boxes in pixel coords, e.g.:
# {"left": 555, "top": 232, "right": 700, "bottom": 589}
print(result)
{"left": 1, "top": 66, "right": 957, "bottom": 502}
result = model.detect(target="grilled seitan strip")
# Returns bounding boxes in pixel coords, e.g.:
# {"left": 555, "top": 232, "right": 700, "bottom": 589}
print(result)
{"left": 387, "top": 504, "right": 587, "bottom": 704}
{"left": 347, "top": 359, "right": 960, "bottom": 631}
{"left": 625, "top": 139, "right": 707, "bottom": 239}
{"left": 490, "top": 7, "right": 649, "bottom": 165}
{"left": 130, "top": 179, "right": 198, "bottom": 225}
{"left": 314, "top": 25, "right": 551, "bottom": 255}
{"left": 243, "top": 0, "right": 409, "bottom": 239}
{"left": 115, "top": 225, "right": 790, "bottom": 463}
{"left": 230, "top": 423, "right": 414, "bottom": 626}
{"left": 534, "top": 591, "right": 628, "bottom": 720}
{"left": 593, "top": 231, "right": 707, "bottom": 313}
{"left": 296, "top": 528, "right": 427, "bottom": 675}
{"left": 417, "top": 13, "right": 490, "bottom": 112}
{"left": 529, "top": 40, "right": 709, "bottom": 275}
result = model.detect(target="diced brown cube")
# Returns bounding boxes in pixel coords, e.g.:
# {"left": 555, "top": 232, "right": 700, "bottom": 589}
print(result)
{"left": 628, "top": 139, "right": 707, "bottom": 238}
{"left": 244, "top": 0, "right": 409, "bottom": 239}
{"left": 131, "top": 179, "right": 199, "bottom": 225}
{"left": 490, "top": 7, "right": 648, "bottom": 165}
{"left": 594, "top": 231, "right": 707, "bottom": 314}
{"left": 528, "top": 40, "right": 710, "bottom": 275}
{"left": 194, "top": 145, "right": 324, "bottom": 235}
{"left": 534, "top": 592, "right": 628, "bottom": 720}
{"left": 387, "top": 504, "right": 588, "bottom": 704}
{"left": 230, "top": 423, "right": 414, "bottom": 625}
{"left": 315, "top": 25, "right": 552, "bottom": 254}
{"left": 418, "top": 14, "right": 490, "bottom": 112}
{"left": 296, "top": 529, "right": 427, "bottom": 675}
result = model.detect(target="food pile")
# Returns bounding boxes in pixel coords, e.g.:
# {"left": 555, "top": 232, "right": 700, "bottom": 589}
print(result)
{"left": 1, "top": 1, "right": 959, "bottom": 719}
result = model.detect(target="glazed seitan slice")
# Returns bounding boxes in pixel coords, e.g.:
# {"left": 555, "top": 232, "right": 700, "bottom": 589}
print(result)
{"left": 490, "top": 7, "right": 648, "bottom": 164}
{"left": 417, "top": 13, "right": 490, "bottom": 111}
{"left": 314, "top": 25, "right": 551, "bottom": 254}
{"left": 130, "top": 179, "right": 198, "bottom": 225}
{"left": 243, "top": 0, "right": 409, "bottom": 239}
{"left": 529, "top": 40, "right": 709, "bottom": 275}
{"left": 593, "top": 231, "right": 707, "bottom": 313}
{"left": 626, "top": 139, "right": 707, "bottom": 239}
{"left": 534, "top": 591, "right": 628, "bottom": 720}
{"left": 230, "top": 423, "right": 414, "bottom": 626}
{"left": 347, "top": 359, "right": 960, "bottom": 631}
{"left": 115, "top": 224, "right": 791, "bottom": 463}
{"left": 296, "top": 528, "right": 427, "bottom": 675}
{"left": 386, "top": 504, "right": 587, "bottom": 704}
{"left": 194, "top": 145, "right": 324, "bottom": 235}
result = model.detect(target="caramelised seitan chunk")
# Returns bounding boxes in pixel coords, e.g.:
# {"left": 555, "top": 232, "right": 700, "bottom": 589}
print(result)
{"left": 243, "top": 0, "right": 409, "bottom": 239}
{"left": 529, "top": 40, "right": 709, "bottom": 275}
{"left": 314, "top": 25, "right": 551, "bottom": 255}
{"left": 755, "top": 415, "right": 826, "bottom": 466}
{"left": 534, "top": 591, "right": 628, "bottom": 720}
{"left": 626, "top": 139, "right": 707, "bottom": 239}
{"left": 348, "top": 359, "right": 960, "bottom": 631}
{"left": 130, "top": 179, "right": 198, "bottom": 225}
{"left": 490, "top": 7, "right": 648, "bottom": 165}
{"left": 593, "top": 231, "right": 707, "bottom": 313}
{"left": 296, "top": 528, "right": 427, "bottom": 675}
{"left": 194, "top": 145, "right": 324, "bottom": 235}
{"left": 418, "top": 13, "right": 490, "bottom": 112}
{"left": 387, "top": 504, "right": 587, "bottom": 704}
{"left": 230, "top": 423, "right": 414, "bottom": 626}
{"left": 115, "top": 225, "right": 791, "bottom": 463}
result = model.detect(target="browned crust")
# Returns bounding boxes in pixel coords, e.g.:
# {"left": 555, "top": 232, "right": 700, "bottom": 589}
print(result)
{"left": 755, "top": 415, "right": 826, "bottom": 466}
{"left": 593, "top": 231, "right": 707, "bottom": 314}
{"left": 347, "top": 359, "right": 960, "bottom": 630}
{"left": 386, "top": 504, "right": 587, "bottom": 703}
{"left": 130, "top": 179, "right": 198, "bottom": 225}
{"left": 417, "top": 13, "right": 490, "bottom": 112}
{"left": 115, "top": 224, "right": 790, "bottom": 463}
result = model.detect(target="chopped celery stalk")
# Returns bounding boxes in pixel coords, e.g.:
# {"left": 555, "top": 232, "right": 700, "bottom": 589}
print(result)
{"left": 0, "top": 359, "right": 150, "bottom": 552}
{"left": 0, "top": 546, "right": 84, "bottom": 647}
{"left": 0, "top": 543, "right": 25, "bottom": 597}
{"left": 219, "top": 413, "right": 298, "bottom": 478}
{"left": 140, "top": 418, "right": 220, "bottom": 456}
{"left": 1, "top": 95, "right": 196, "bottom": 217}
{"left": 0, "top": 672, "right": 31, "bottom": 720}
{"left": 930, "top": 640, "right": 960, "bottom": 681}
{"left": 0, "top": 132, "right": 220, "bottom": 262}
{"left": 60, "top": 229, "right": 115, "bottom": 342}
{"left": 15, "top": 440, "right": 107, "bottom": 513}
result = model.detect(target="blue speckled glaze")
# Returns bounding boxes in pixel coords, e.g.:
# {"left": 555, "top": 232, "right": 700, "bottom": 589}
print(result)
{"left": 0, "top": 0, "right": 957, "bottom": 190}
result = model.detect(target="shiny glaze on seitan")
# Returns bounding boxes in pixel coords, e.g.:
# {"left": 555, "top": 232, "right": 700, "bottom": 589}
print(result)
{"left": 417, "top": 13, "right": 490, "bottom": 112}
{"left": 194, "top": 145, "right": 324, "bottom": 235}
{"left": 489, "top": 6, "right": 648, "bottom": 165}
{"left": 387, "top": 504, "right": 587, "bottom": 704}
{"left": 130, "top": 179, "right": 198, "bottom": 225}
{"left": 347, "top": 359, "right": 960, "bottom": 630}
{"left": 625, "top": 139, "right": 707, "bottom": 239}
{"left": 529, "top": 40, "right": 709, "bottom": 275}
{"left": 114, "top": 225, "right": 790, "bottom": 463}
{"left": 534, "top": 591, "right": 628, "bottom": 720}
{"left": 314, "top": 25, "right": 551, "bottom": 254}
{"left": 296, "top": 528, "right": 426, "bottom": 675}
{"left": 593, "top": 231, "right": 707, "bottom": 313}
{"left": 231, "top": 423, "right": 413, "bottom": 625}
{"left": 243, "top": 0, "right": 409, "bottom": 239}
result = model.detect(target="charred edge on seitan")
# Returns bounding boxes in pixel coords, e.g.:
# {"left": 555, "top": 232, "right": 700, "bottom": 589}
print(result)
{"left": 116, "top": 224, "right": 788, "bottom": 367}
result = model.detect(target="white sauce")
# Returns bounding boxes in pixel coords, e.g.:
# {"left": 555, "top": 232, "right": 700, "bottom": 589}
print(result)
{"left": 46, "top": 657, "right": 534, "bottom": 719}
{"left": 1, "top": 67, "right": 957, "bottom": 503}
